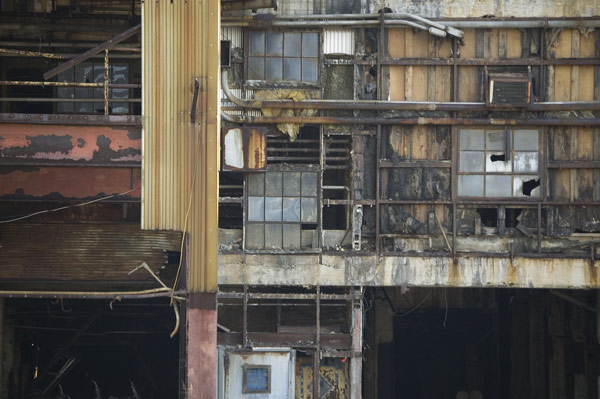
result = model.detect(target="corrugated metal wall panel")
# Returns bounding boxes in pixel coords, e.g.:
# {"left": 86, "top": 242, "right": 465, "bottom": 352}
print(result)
{"left": 0, "top": 223, "right": 181, "bottom": 288}
{"left": 142, "top": 1, "right": 220, "bottom": 292}
{"left": 323, "top": 28, "right": 355, "bottom": 55}
{"left": 221, "top": 26, "right": 243, "bottom": 49}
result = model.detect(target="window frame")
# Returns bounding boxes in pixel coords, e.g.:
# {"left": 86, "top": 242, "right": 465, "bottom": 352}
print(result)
{"left": 244, "top": 29, "right": 321, "bottom": 86}
{"left": 242, "top": 364, "right": 271, "bottom": 394}
{"left": 456, "top": 127, "right": 542, "bottom": 200}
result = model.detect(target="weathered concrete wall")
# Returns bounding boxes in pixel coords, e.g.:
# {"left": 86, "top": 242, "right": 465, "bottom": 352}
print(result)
{"left": 367, "top": 0, "right": 600, "bottom": 17}
{"left": 219, "top": 253, "right": 600, "bottom": 289}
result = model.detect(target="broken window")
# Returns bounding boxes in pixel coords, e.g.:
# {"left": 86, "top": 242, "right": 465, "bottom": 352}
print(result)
{"left": 246, "top": 170, "right": 318, "bottom": 250}
{"left": 56, "top": 62, "right": 130, "bottom": 114}
{"left": 247, "top": 31, "right": 319, "bottom": 82}
{"left": 458, "top": 128, "right": 540, "bottom": 198}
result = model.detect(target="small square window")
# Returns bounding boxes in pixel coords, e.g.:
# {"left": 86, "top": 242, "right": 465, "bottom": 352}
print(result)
{"left": 243, "top": 365, "right": 271, "bottom": 394}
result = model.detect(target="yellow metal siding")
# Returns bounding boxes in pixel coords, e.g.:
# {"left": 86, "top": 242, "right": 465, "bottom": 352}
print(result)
{"left": 142, "top": 0, "right": 220, "bottom": 292}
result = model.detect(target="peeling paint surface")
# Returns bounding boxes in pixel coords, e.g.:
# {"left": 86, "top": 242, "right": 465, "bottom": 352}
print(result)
{"left": 219, "top": 253, "right": 600, "bottom": 289}
{"left": 0, "top": 124, "right": 141, "bottom": 165}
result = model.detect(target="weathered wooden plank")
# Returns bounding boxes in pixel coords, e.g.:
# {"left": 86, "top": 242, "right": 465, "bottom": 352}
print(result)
{"left": 507, "top": 29, "right": 522, "bottom": 58}
{"left": 499, "top": 29, "right": 507, "bottom": 59}
{"left": 388, "top": 28, "right": 406, "bottom": 58}
{"left": 389, "top": 29, "right": 406, "bottom": 101}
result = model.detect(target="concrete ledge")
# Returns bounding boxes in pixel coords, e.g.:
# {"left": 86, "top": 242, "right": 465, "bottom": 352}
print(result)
{"left": 218, "top": 254, "right": 600, "bottom": 289}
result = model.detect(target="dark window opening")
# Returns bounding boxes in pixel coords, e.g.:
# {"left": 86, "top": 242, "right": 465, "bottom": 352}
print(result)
{"left": 477, "top": 208, "right": 498, "bottom": 228}
{"left": 267, "top": 126, "right": 320, "bottom": 165}
{"left": 490, "top": 154, "right": 506, "bottom": 162}
{"left": 6, "top": 68, "right": 52, "bottom": 113}
{"left": 505, "top": 208, "right": 522, "bottom": 228}
{"left": 219, "top": 172, "right": 244, "bottom": 229}
{"left": 522, "top": 179, "right": 540, "bottom": 196}
{"left": 323, "top": 205, "right": 347, "bottom": 230}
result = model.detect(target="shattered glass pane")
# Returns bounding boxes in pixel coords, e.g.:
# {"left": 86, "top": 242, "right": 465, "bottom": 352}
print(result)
{"left": 486, "top": 130, "right": 505, "bottom": 151}
{"left": 247, "top": 174, "right": 264, "bottom": 196}
{"left": 283, "top": 223, "right": 301, "bottom": 249}
{"left": 266, "top": 32, "right": 283, "bottom": 56}
{"left": 301, "top": 197, "right": 318, "bottom": 223}
{"left": 284, "top": 58, "right": 301, "bottom": 81}
{"left": 302, "top": 33, "right": 318, "bottom": 57}
{"left": 266, "top": 58, "right": 282, "bottom": 80}
{"left": 248, "top": 197, "right": 265, "bottom": 221}
{"left": 284, "top": 32, "right": 301, "bottom": 57}
{"left": 248, "top": 57, "right": 264, "bottom": 80}
{"left": 265, "top": 172, "right": 283, "bottom": 196}
{"left": 265, "top": 197, "right": 282, "bottom": 221}
{"left": 485, "top": 175, "right": 512, "bottom": 197}
{"left": 458, "top": 175, "right": 483, "bottom": 197}
{"left": 283, "top": 172, "right": 301, "bottom": 196}
{"left": 249, "top": 32, "right": 265, "bottom": 56}
{"left": 514, "top": 130, "right": 539, "bottom": 151}
{"left": 513, "top": 175, "right": 540, "bottom": 197}
{"left": 301, "top": 172, "right": 318, "bottom": 196}
{"left": 245, "top": 224, "right": 264, "bottom": 249}
{"left": 514, "top": 152, "right": 539, "bottom": 173}
{"left": 265, "top": 224, "right": 282, "bottom": 249}
{"left": 283, "top": 197, "right": 301, "bottom": 222}
{"left": 302, "top": 59, "right": 318, "bottom": 82}
{"left": 486, "top": 152, "right": 512, "bottom": 172}
{"left": 459, "top": 129, "right": 484, "bottom": 150}
{"left": 459, "top": 151, "right": 484, "bottom": 172}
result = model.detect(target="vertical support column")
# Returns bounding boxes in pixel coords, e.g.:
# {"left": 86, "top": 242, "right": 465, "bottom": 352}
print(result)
{"left": 104, "top": 49, "right": 109, "bottom": 115}
{"left": 351, "top": 288, "right": 363, "bottom": 399}
{"left": 313, "top": 286, "right": 321, "bottom": 399}
{"left": 187, "top": 293, "right": 217, "bottom": 399}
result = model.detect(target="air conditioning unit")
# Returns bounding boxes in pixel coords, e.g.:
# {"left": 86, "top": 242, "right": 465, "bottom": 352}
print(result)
{"left": 486, "top": 74, "right": 532, "bottom": 107}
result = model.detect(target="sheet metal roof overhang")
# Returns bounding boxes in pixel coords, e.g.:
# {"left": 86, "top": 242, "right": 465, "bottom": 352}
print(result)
{"left": 142, "top": 1, "right": 220, "bottom": 292}
{"left": 0, "top": 223, "right": 182, "bottom": 292}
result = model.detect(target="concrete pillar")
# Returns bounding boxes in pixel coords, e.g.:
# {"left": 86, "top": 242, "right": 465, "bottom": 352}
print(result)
{"left": 187, "top": 293, "right": 217, "bottom": 399}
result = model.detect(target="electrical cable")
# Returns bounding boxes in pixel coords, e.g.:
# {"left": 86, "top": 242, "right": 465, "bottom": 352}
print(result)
{"left": 0, "top": 189, "right": 135, "bottom": 225}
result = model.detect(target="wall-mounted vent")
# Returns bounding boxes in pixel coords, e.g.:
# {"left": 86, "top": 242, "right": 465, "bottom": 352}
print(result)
{"left": 486, "top": 74, "right": 531, "bottom": 107}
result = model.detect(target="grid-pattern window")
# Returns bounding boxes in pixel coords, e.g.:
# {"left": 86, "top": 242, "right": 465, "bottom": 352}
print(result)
{"left": 248, "top": 32, "right": 318, "bottom": 82}
{"left": 246, "top": 171, "right": 318, "bottom": 250}
{"left": 56, "top": 62, "right": 130, "bottom": 114}
{"left": 458, "top": 128, "right": 540, "bottom": 197}
{"left": 242, "top": 365, "right": 271, "bottom": 394}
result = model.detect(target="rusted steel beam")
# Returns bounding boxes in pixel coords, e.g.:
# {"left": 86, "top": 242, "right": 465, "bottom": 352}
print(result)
{"left": 43, "top": 23, "right": 141, "bottom": 80}
{"left": 0, "top": 97, "right": 140, "bottom": 103}
{"left": 378, "top": 57, "right": 600, "bottom": 66}
{"left": 0, "top": 124, "right": 141, "bottom": 166}
{"left": 0, "top": 48, "right": 67, "bottom": 59}
{"left": 224, "top": 114, "right": 600, "bottom": 126}
{"left": 221, "top": 0, "right": 278, "bottom": 12}
{"left": 187, "top": 293, "right": 217, "bottom": 399}
{"left": 0, "top": 80, "right": 140, "bottom": 88}
{"left": 217, "top": 332, "right": 352, "bottom": 350}
{"left": 0, "top": 113, "right": 141, "bottom": 126}
{"left": 379, "top": 160, "right": 452, "bottom": 168}
{"left": 218, "top": 292, "right": 359, "bottom": 301}
{"left": 0, "top": 166, "right": 141, "bottom": 200}
{"left": 0, "top": 290, "right": 185, "bottom": 300}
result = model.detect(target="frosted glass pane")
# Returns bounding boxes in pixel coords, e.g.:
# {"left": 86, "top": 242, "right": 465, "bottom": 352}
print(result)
{"left": 302, "top": 59, "right": 318, "bottom": 82}
{"left": 514, "top": 130, "right": 539, "bottom": 150}
{"left": 486, "top": 131, "right": 505, "bottom": 150}
{"left": 248, "top": 197, "right": 264, "bottom": 221}
{"left": 486, "top": 152, "right": 512, "bottom": 172}
{"left": 266, "top": 32, "right": 283, "bottom": 56}
{"left": 284, "top": 58, "right": 301, "bottom": 81}
{"left": 283, "top": 224, "right": 301, "bottom": 249}
{"left": 248, "top": 57, "right": 264, "bottom": 80}
{"left": 459, "top": 151, "right": 484, "bottom": 172}
{"left": 302, "top": 172, "right": 318, "bottom": 196}
{"left": 265, "top": 172, "right": 282, "bottom": 195}
{"left": 265, "top": 197, "right": 282, "bottom": 221}
{"left": 283, "top": 197, "right": 301, "bottom": 222}
{"left": 513, "top": 175, "right": 540, "bottom": 197}
{"left": 246, "top": 224, "right": 264, "bottom": 249}
{"left": 283, "top": 172, "right": 301, "bottom": 196}
{"left": 265, "top": 58, "right": 282, "bottom": 80}
{"left": 249, "top": 32, "right": 265, "bottom": 55}
{"left": 265, "top": 224, "right": 282, "bottom": 249}
{"left": 514, "top": 152, "right": 538, "bottom": 172}
{"left": 248, "top": 174, "right": 264, "bottom": 195}
{"left": 302, "top": 33, "right": 318, "bottom": 57}
{"left": 301, "top": 197, "right": 317, "bottom": 223}
{"left": 459, "top": 129, "right": 484, "bottom": 150}
{"left": 284, "top": 32, "right": 301, "bottom": 56}
{"left": 485, "top": 175, "right": 512, "bottom": 197}
{"left": 458, "top": 175, "right": 483, "bottom": 197}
